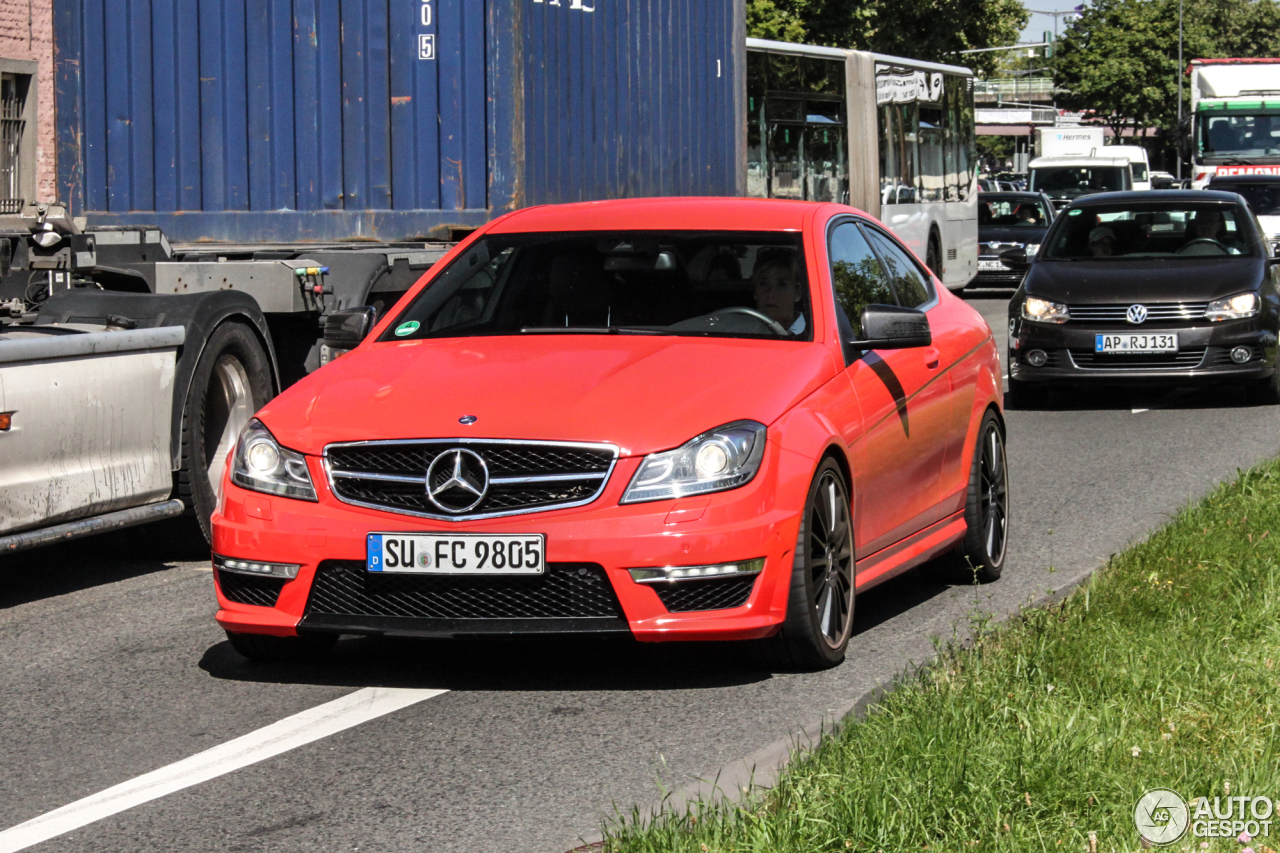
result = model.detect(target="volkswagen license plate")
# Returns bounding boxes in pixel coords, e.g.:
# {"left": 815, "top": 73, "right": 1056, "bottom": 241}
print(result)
{"left": 978, "top": 259, "right": 1006, "bottom": 271}
{"left": 367, "top": 533, "right": 545, "bottom": 575}
{"left": 1095, "top": 333, "right": 1178, "bottom": 353}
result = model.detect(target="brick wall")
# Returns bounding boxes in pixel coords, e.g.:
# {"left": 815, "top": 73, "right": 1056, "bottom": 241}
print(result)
{"left": 0, "top": 0, "right": 53, "bottom": 202}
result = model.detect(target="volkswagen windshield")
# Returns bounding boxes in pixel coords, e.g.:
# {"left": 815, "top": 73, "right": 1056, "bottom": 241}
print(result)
{"left": 1044, "top": 202, "right": 1260, "bottom": 260}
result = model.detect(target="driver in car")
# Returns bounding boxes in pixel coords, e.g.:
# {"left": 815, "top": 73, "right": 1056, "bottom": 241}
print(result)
{"left": 1187, "top": 209, "right": 1242, "bottom": 254}
{"left": 751, "top": 250, "right": 807, "bottom": 335}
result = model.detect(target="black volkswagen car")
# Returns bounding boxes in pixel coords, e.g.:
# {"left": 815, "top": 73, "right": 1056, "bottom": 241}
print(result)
{"left": 975, "top": 192, "right": 1055, "bottom": 287}
{"left": 1004, "top": 190, "right": 1280, "bottom": 407}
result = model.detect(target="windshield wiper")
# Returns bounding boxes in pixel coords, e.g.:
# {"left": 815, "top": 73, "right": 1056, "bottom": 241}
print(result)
{"left": 519, "top": 326, "right": 663, "bottom": 335}
{"left": 1222, "top": 157, "right": 1255, "bottom": 165}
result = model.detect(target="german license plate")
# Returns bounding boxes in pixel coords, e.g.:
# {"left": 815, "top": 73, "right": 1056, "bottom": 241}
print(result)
{"left": 978, "top": 259, "right": 1006, "bottom": 271}
{"left": 366, "top": 533, "right": 545, "bottom": 575}
{"left": 1095, "top": 333, "right": 1178, "bottom": 353}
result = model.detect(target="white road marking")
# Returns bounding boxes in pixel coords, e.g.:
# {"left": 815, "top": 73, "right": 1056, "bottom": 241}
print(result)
{"left": 0, "top": 687, "right": 446, "bottom": 853}
{"left": 1132, "top": 408, "right": 1148, "bottom": 414}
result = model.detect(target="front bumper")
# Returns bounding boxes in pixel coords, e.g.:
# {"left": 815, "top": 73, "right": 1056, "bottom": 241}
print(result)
{"left": 211, "top": 439, "right": 813, "bottom": 643}
{"left": 1008, "top": 316, "right": 1277, "bottom": 384}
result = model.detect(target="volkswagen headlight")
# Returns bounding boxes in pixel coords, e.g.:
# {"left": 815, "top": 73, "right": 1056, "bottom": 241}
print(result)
{"left": 1022, "top": 296, "right": 1069, "bottom": 324}
{"left": 231, "top": 419, "right": 317, "bottom": 501}
{"left": 621, "top": 421, "right": 766, "bottom": 504}
{"left": 1204, "top": 291, "right": 1260, "bottom": 321}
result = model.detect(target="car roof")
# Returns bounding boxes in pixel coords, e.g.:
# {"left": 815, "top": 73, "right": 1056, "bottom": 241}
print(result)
{"left": 981, "top": 192, "right": 1048, "bottom": 201}
{"left": 1069, "top": 189, "right": 1243, "bottom": 206}
{"left": 1209, "top": 174, "right": 1280, "bottom": 185}
{"left": 488, "top": 197, "right": 825, "bottom": 233}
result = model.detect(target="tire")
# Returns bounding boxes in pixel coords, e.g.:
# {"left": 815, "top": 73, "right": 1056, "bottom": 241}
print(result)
{"left": 225, "top": 630, "right": 337, "bottom": 663}
{"left": 179, "top": 322, "right": 274, "bottom": 541}
{"left": 1246, "top": 369, "right": 1280, "bottom": 406}
{"left": 764, "top": 458, "right": 856, "bottom": 670}
{"left": 926, "top": 235, "right": 943, "bottom": 281}
{"left": 1006, "top": 377, "right": 1049, "bottom": 410}
{"left": 924, "top": 411, "right": 1009, "bottom": 584}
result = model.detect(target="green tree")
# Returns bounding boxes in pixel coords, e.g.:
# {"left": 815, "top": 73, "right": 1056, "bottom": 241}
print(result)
{"left": 745, "top": 0, "right": 1028, "bottom": 76}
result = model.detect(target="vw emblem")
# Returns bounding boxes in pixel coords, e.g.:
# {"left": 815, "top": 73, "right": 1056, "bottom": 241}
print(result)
{"left": 1126, "top": 304, "right": 1149, "bottom": 325}
{"left": 425, "top": 448, "right": 489, "bottom": 513}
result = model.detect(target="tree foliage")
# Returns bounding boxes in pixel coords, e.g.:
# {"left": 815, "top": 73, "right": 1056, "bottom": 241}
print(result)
{"left": 745, "top": 0, "right": 1029, "bottom": 76}
{"left": 1054, "top": 0, "right": 1280, "bottom": 137}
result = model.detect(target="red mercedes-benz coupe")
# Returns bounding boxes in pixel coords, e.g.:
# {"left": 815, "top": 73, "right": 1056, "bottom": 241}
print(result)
{"left": 211, "top": 198, "right": 1006, "bottom": 669}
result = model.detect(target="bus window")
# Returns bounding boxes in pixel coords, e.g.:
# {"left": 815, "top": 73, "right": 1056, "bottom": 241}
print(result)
{"left": 770, "top": 124, "right": 803, "bottom": 200}
{"left": 879, "top": 101, "right": 918, "bottom": 204}
{"left": 919, "top": 107, "right": 945, "bottom": 203}
{"left": 805, "top": 126, "right": 847, "bottom": 203}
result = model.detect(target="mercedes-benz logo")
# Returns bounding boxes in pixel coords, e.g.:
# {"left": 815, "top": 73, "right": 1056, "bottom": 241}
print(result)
{"left": 1127, "top": 304, "right": 1149, "bottom": 325}
{"left": 425, "top": 448, "right": 489, "bottom": 513}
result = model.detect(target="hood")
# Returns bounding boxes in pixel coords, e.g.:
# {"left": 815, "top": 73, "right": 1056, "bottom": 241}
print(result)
{"left": 260, "top": 335, "right": 838, "bottom": 457}
{"left": 978, "top": 226, "right": 1049, "bottom": 252}
{"left": 1024, "top": 256, "right": 1267, "bottom": 303}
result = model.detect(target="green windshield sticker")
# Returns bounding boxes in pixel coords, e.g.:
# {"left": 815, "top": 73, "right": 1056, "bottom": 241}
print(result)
{"left": 1068, "top": 208, "right": 1082, "bottom": 216}
{"left": 394, "top": 321, "right": 420, "bottom": 337}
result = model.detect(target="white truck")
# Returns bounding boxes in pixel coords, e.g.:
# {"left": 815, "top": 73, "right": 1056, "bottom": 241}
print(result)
{"left": 1190, "top": 58, "right": 1280, "bottom": 189}
{"left": 1028, "top": 155, "right": 1134, "bottom": 211}
{"left": 1104, "top": 145, "right": 1152, "bottom": 191}
{"left": 0, "top": 202, "right": 446, "bottom": 555}
{"left": 1034, "top": 127, "right": 1106, "bottom": 159}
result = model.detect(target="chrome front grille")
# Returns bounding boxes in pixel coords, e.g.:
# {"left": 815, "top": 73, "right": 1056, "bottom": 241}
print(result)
{"left": 1069, "top": 348, "right": 1208, "bottom": 370}
{"left": 324, "top": 439, "right": 618, "bottom": 520}
{"left": 1066, "top": 303, "right": 1210, "bottom": 323}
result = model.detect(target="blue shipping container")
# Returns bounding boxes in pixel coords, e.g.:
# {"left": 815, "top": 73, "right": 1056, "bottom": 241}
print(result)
{"left": 53, "top": 0, "right": 746, "bottom": 242}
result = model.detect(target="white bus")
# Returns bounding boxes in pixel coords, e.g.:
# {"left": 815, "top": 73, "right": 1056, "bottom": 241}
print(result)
{"left": 746, "top": 38, "right": 978, "bottom": 290}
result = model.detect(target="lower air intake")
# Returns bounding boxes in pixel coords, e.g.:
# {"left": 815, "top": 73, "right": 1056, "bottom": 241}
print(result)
{"left": 653, "top": 575, "right": 758, "bottom": 612}
{"left": 216, "top": 569, "right": 287, "bottom": 607}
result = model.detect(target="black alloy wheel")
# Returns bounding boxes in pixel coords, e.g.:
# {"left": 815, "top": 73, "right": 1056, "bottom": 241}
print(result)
{"left": 924, "top": 410, "right": 1008, "bottom": 584}
{"left": 766, "top": 458, "right": 855, "bottom": 669}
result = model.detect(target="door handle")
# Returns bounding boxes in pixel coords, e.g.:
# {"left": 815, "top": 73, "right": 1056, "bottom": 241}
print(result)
{"left": 924, "top": 347, "right": 940, "bottom": 369}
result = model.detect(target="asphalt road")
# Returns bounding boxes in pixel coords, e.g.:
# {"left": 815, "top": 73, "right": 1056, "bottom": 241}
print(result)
{"left": 3, "top": 289, "right": 1278, "bottom": 853}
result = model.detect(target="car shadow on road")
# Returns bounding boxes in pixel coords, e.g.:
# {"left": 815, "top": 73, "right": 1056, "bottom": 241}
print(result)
{"left": 0, "top": 520, "right": 209, "bottom": 609}
{"left": 1006, "top": 383, "right": 1264, "bottom": 412}
{"left": 197, "top": 561, "right": 962, "bottom": 691}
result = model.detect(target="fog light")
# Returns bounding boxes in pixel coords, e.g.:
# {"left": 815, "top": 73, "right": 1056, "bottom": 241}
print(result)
{"left": 629, "top": 558, "right": 765, "bottom": 584}
{"left": 1231, "top": 346, "right": 1253, "bottom": 364}
{"left": 213, "top": 554, "right": 300, "bottom": 579}
{"left": 1026, "top": 349, "right": 1049, "bottom": 367}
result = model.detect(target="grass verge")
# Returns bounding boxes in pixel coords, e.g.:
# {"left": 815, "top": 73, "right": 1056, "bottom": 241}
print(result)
{"left": 603, "top": 461, "right": 1280, "bottom": 853}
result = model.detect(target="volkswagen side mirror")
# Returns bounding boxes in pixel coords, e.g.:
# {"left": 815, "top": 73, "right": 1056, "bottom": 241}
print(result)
{"left": 999, "top": 247, "right": 1031, "bottom": 271}
{"left": 846, "top": 304, "right": 932, "bottom": 350}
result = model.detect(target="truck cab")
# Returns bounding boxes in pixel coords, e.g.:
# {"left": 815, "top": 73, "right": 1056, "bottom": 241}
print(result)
{"left": 1189, "top": 59, "right": 1280, "bottom": 189}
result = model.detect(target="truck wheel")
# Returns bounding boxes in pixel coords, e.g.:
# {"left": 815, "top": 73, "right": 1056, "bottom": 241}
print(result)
{"left": 180, "top": 322, "right": 274, "bottom": 541}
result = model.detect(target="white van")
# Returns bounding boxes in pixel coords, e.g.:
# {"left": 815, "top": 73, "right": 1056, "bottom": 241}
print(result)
{"left": 1028, "top": 156, "right": 1134, "bottom": 210}
{"left": 1104, "top": 145, "right": 1152, "bottom": 191}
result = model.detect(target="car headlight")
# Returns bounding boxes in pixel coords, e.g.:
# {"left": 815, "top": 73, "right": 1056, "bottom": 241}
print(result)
{"left": 231, "top": 419, "right": 318, "bottom": 501}
{"left": 1022, "top": 296, "right": 1070, "bottom": 324}
{"left": 1023, "top": 243, "right": 1041, "bottom": 256}
{"left": 621, "top": 421, "right": 766, "bottom": 504}
{"left": 1205, "top": 291, "right": 1260, "bottom": 321}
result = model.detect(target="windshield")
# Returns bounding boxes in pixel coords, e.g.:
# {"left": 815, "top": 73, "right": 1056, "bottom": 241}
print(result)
{"left": 384, "top": 232, "right": 813, "bottom": 342}
{"left": 1223, "top": 183, "right": 1280, "bottom": 216}
{"left": 1198, "top": 112, "right": 1280, "bottom": 160}
{"left": 1044, "top": 203, "right": 1258, "bottom": 259}
{"left": 979, "top": 198, "right": 1051, "bottom": 228}
{"left": 1030, "top": 166, "right": 1127, "bottom": 199}
{"left": 1130, "top": 161, "right": 1148, "bottom": 181}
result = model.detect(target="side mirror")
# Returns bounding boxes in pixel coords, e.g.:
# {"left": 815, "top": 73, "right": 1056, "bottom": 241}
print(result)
{"left": 321, "top": 307, "right": 378, "bottom": 364}
{"left": 999, "top": 247, "right": 1031, "bottom": 271}
{"left": 846, "top": 304, "right": 932, "bottom": 350}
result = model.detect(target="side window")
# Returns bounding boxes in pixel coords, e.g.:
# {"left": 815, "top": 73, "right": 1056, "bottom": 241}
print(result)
{"left": 828, "top": 221, "right": 896, "bottom": 340}
{"left": 864, "top": 227, "right": 934, "bottom": 308}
